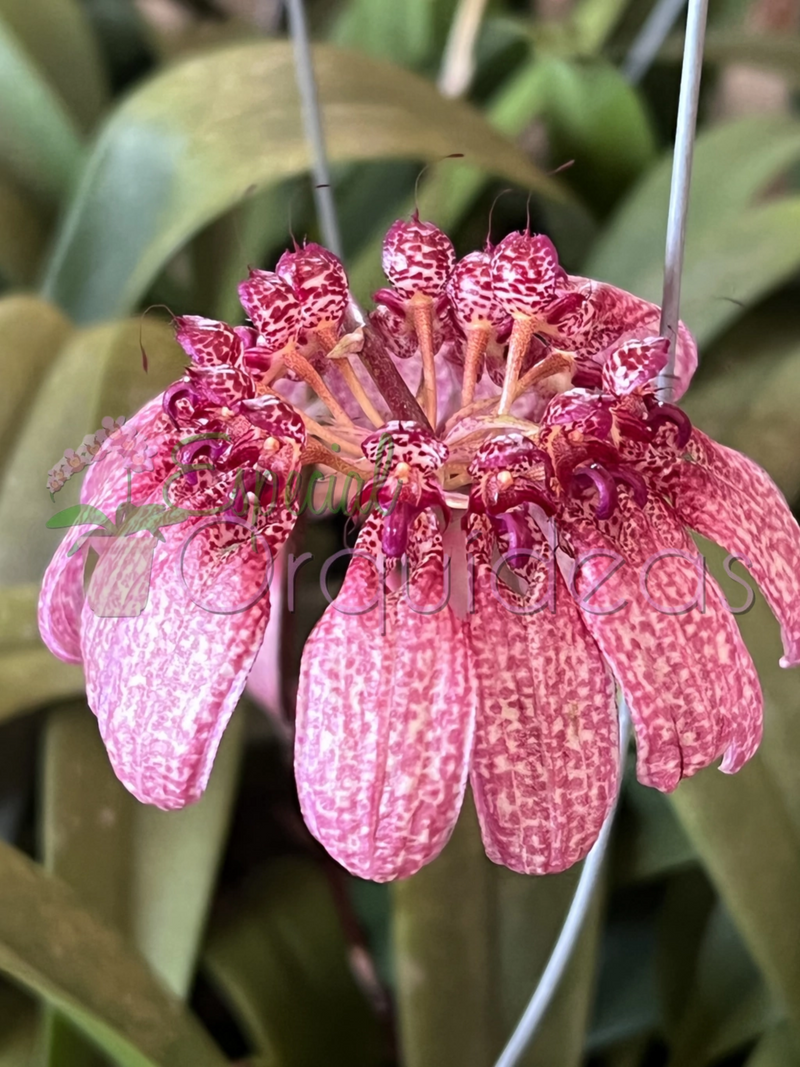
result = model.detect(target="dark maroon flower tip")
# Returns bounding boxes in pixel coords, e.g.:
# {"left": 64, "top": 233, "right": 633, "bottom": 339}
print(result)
{"left": 163, "top": 379, "right": 201, "bottom": 426}
{"left": 490, "top": 509, "right": 537, "bottom": 558}
{"left": 571, "top": 464, "right": 618, "bottom": 520}
{"left": 644, "top": 399, "right": 692, "bottom": 448}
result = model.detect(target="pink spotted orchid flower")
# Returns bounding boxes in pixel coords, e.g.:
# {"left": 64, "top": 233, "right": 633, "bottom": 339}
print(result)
{"left": 39, "top": 217, "right": 800, "bottom": 881}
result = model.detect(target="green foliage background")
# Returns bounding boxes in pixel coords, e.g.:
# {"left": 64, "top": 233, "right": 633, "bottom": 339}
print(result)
{"left": 0, "top": 0, "right": 799, "bottom": 1065}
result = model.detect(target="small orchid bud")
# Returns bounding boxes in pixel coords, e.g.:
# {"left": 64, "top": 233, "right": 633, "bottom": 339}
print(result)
{"left": 238, "top": 270, "right": 302, "bottom": 353}
{"left": 382, "top": 217, "right": 456, "bottom": 298}
{"left": 446, "top": 251, "right": 509, "bottom": 332}
{"left": 490, "top": 232, "right": 566, "bottom": 318}
{"left": 276, "top": 242, "right": 350, "bottom": 333}
{"left": 175, "top": 316, "right": 244, "bottom": 367}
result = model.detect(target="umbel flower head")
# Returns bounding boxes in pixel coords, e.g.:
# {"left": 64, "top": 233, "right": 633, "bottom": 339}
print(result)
{"left": 39, "top": 214, "right": 800, "bottom": 880}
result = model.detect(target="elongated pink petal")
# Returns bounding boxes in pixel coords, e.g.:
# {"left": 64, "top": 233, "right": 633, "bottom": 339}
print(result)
{"left": 81, "top": 515, "right": 273, "bottom": 809}
{"left": 567, "top": 279, "right": 697, "bottom": 399}
{"left": 565, "top": 493, "right": 761, "bottom": 791}
{"left": 38, "top": 543, "right": 85, "bottom": 664}
{"left": 467, "top": 518, "right": 618, "bottom": 874}
{"left": 294, "top": 520, "right": 476, "bottom": 881}
{"left": 39, "top": 396, "right": 179, "bottom": 666}
{"left": 664, "top": 431, "right": 800, "bottom": 668}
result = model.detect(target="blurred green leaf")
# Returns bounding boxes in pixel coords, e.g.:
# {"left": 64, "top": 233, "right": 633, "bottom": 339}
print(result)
{"left": 665, "top": 900, "right": 780, "bottom": 1067}
{"left": 665, "top": 30, "right": 800, "bottom": 88}
{"left": 43, "top": 700, "right": 246, "bottom": 996}
{"left": 0, "top": 295, "right": 73, "bottom": 472}
{"left": 0, "top": 17, "right": 84, "bottom": 203}
{"left": 499, "top": 866, "right": 604, "bottom": 1067}
{"left": 535, "top": 58, "right": 656, "bottom": 215}
{"left": 394, "top": 794, "right": 603, "bottom": 1067}
{"left": 0, "top": 585, "right": 40, "bottom": 650}
{"left": 204, "top": 855, "right": 386, "bottom": 1067}
{"left": 570, "top": 0, "right": 631, "bottom": 53}
{"left": 614, "top": 774, "right": 695, "bottom": 885}
{"left": 668, "top": 754, "right": 800, "bottom": 1029}
{"left": 0, "top": 0, "right": 108, "bottom": 131}
{"left": 585, "top": 116, "right": 800, "bottom": 345}
{"left": 330, "top": 0, "right": 457, "bottom": 70}
{"left": 0, "top": 838, "right": 227, "bottom": 1067}
{"left": 0, "top": 181, "right": 49, "bottom": 285}
{"left": 0, "top": 981, "right": 37, "bottom": 1065}
{"left": 0, "top": 316, "right": 183, "bottom": 584}
{"left": 40, "top": 700, "right": 246, "bottom": 1062}
{"left": 42, "top": 40, "right": 566, "bottom": 324}
{"left": 589, "top": 893, "right": 660, "bottom": 1050}
{"left": 656, "top": 869, "right": 716, "bottom": 1037}
{"left": 0, "top": 649, "right": 83, "bottom": 723}
{"left": 745, "top": 1022, "right": 800, "bottom": 1067}
{"left": 393, "top": 796, "right": 501, "bottom": 1067}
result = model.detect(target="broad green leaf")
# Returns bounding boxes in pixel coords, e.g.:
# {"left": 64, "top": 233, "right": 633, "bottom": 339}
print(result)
{"left": 393, "top": 794, "right": 603, "bottom": 1067}
{"left": 0, "top": 181, "right": 48, "bottom": 285}
{"left": 665, "top": 901, "right": 780, "bottom": 1067}
{"left": 498, "top": 865, "right": 604, "bottom": 1067}
{"left": 40, "top": 701, "right": 246, "bottom": 1062}
{"left": 588, "top": 892, "right": 661, "bottom": 1050}
{"left": 745, "top": 1022, "right": 800, "bottom": 1067}
{"left": 615, "top": 775, "right": 694, "bottom": 885}
{"left": 0, "top": 0, "right": 108, "bottom": 131}
{"left": 0, "top": 649, "right": 83, "bottom": 724}
{"left": 668, "top": 755, "right": 800, "bottom": 1029}
{"left": 204, "top": 856, "right": 386, "bottom": 1067}
{"left": 585, "top": 117, "right": 800, "bottom": 344}
{"left": 0, "top": 839, "right": 226, "bottom": 1067}
{"left": 0, "top": 981, "right": 37, "bottom": 1065}
{"left": 534, "top": 58, "right": 656, "bottom": 215}
{"left": 41, "top": 40, "right": 566, "bottom": 324}
{"left": 331, "top": 0, "right": 458, "bottom": 70}
{"left": 570, "top": 0, "right": 631, "bottom": 53}
{"left": 656, "top": 869, "right": 716, "bottom": 1035}
{"left": 0, "top": 295, "right": 73, "bottom": 472}
{"left": 0, "top": 584, "right": 40, "bottom": 650}
{"left": 128, "top": 708, "right": 246, "bottom": 998}
{"left": 0, "top": 316, "right": 183, "bottom": 584}
{"left": 393, "top": 796, "right": 501, "bottom": 1067}
{"left": 0, "top": 17, "right": 84, "bottom": 203}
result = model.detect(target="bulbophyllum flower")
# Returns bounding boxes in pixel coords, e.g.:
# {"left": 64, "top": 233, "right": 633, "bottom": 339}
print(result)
{"left": 38, "top": 219, "right": 800, "bottom": 881}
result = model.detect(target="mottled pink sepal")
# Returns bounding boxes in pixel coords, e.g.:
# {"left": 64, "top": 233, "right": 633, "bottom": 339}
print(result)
{"left": 294, "top": 519, "right": 476, "bottom": 881}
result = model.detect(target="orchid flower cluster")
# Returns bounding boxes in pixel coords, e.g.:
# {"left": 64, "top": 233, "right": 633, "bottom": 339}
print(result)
{"left": 39, "top": 212, "right": 800, "bottom": 881}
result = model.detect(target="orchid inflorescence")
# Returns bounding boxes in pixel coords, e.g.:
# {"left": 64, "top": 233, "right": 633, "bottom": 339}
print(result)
{"left": 40, "top": 210, "right": 800, "bottom": 881}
